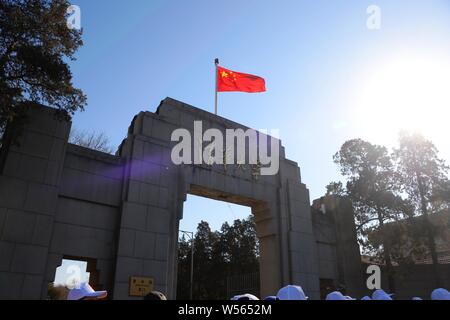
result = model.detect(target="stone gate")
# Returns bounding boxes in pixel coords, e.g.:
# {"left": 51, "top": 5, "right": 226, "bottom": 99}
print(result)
{"left": 0, "top": 98, "right": 321, "bottom": 299}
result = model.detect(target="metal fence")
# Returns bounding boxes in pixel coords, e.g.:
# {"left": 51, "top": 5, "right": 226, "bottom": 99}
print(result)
{"left": 226, "top": 272, "right": 260, "bottom": 298}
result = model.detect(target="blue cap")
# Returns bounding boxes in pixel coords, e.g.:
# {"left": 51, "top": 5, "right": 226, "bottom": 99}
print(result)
{"left": 326, "top": 291, "right": 347, "bottom": 300}
{"left": 67, "top": 283, "right": 107, "bottom": 300}
{"left": 431, "top": 288, "right": 450, "bottom": 300}
{"left": 231, "top": 293, "right": 259, "bottom": 300}
{"left": 277, "top": 285, "right": 308, "bottom": 300}
{"left": 372, "top": 289, "right": 393, "bottom": 300}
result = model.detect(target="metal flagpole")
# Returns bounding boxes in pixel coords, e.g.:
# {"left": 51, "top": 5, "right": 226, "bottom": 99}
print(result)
{"left": 214, "top": 58, "right": 219, "bottom": 115}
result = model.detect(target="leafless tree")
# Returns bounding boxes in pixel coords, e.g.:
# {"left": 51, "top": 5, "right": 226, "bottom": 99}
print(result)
{"left": 69, "top": 128, "right": 114, "bottom": 154}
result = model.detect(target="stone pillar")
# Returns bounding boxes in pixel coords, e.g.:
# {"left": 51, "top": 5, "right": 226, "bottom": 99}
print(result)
{"left": 312, "top": 195, "right": 364, "bottom": 297}
{"left": 252, "top": 202, "right": 282, "bottom": 297}
{"left": 329, "top": 196, "right": 364, "bottom": 297}
{"left": 112, "top": 112, "right": 178, "bottom": 299}
{"left": 0, "top": 105, "right": 70, "bottom": 299}
{"left": 279, "top": 160, "right": 320, "bottom": 300}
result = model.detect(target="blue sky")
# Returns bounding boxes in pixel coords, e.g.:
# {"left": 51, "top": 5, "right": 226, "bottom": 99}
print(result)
{"left": 68, "top": 0, "right": 450, "bottom": 233}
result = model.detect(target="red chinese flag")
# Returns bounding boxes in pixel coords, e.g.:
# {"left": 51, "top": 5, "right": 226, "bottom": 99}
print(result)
{"left": 217, "top": 66, "right": 266, "bottom": 93}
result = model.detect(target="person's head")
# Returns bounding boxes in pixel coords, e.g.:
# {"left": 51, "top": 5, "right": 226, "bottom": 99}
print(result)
{"left": 67, "top": 283, "right": 107, "bottom": 301}
{"left": 372, "top": 289, "right": 393, "bottom": 300}
{"left": 326, "top": 291, "right": 347, "bottom": 301}
{"left": 263, "top": 296, "right": 279, "bottom": 301}
{"left": 231, "top": 293, "right": 259, "bottom": 301}
{"left": 431, "top": 288, "right": 450, "bottom": 300}
{"left": 361, "top": 296, "right": 372, "bottom": 300}
{"left": 144, "top": 291, "right": 167, "bottom": 300}
{"left": 277, "top": 285, "right": 308, "bottom": 300}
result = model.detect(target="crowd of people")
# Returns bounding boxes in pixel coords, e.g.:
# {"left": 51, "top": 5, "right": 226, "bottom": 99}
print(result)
{"left": 231, "top": 285, "right": 450, "bottom": 301}
{"left": 66, "top": 283, "right": 450, "bottom": 301}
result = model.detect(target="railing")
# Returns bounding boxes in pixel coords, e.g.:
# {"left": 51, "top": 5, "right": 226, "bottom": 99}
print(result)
{"left": 226, "top": 272, "right": 260, "bottom": 298}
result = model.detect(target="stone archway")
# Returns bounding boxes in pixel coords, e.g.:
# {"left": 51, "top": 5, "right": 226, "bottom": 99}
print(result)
{"left": 0, "top": 98, "right": 320, "bottom": 300}
{"left": 113, "top": 98, "right": 320, "bottom": 299}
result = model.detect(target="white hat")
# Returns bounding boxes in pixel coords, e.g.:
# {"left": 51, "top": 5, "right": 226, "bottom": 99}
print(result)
{"left": 361, "top": 296, "right": 372, "bottom": 300}
{"left": 231, "top": 293, "right": 259, "bottom": 300}
{"left": 372, "top": 289, "right": 393, "bottom": 300}
{"left": 412, "top": 297, "right": 423, "bottom": 300}
{"left": 67, "top": 283, "right": 108, "bottom": 300}
{"left": 277, "top": 285, "right": 308, "bottom": 300}
{"left": 431, "top": 288, "right": 450, "bottom": 300}
{"left": 326, "top": 291, "right": 347, "bottom": 300}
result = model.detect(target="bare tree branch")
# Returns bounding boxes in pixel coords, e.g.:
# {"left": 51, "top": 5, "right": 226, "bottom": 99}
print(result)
{"left": 69, "top": 128, "right": 114, "bottom": 154}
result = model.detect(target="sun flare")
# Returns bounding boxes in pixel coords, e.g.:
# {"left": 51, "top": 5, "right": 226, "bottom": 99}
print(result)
{"left": 354, "top": 53, "right": 450, "bottom": 145}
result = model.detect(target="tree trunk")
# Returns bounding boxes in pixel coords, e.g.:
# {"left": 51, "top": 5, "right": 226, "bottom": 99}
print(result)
{"left": 0, "top": 124, "right": 13, "bottom": 174}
